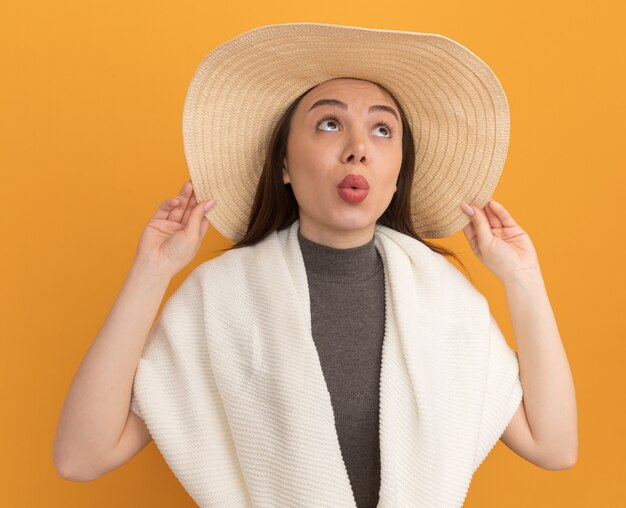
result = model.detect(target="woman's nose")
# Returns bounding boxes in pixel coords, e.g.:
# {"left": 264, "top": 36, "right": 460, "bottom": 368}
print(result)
{"left": 341, "top": 130, "right": 368, "bottom": 164}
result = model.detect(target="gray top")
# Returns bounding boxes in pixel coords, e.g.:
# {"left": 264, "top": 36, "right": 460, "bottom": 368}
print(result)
{"left": 297, "top": 227, "right": 386, "bottom": 508}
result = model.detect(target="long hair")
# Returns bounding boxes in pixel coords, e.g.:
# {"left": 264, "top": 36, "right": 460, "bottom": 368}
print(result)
{"left": 216, "top": 79, "right": 468, "bottom": 275}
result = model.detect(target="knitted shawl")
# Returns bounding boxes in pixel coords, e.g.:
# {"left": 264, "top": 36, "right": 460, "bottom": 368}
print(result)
{"left": 130, "top": 219, "right": 523, "bottom": 507}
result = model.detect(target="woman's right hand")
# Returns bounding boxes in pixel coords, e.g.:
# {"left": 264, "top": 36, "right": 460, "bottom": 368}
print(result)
{"left": 135, "top": 179, "right": 217, "bottom": 278}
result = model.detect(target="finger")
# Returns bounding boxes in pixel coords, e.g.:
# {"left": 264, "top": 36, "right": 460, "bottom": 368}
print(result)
{"left": 199, "top": 214, "right": 211, "bottom": 238}
{"left": 182, "top": 190, "right": 198, "bottom": 225}
{"left": 462, "top": 220, "right": 475, "bottom": 240}
{"left": 186, "top": 199, "right": 215, "bottom": 238}
{"left": 484, "top": 199, "right": 503, "bottom": 229}
{"left": 178, "top": 178, "right": 192, "bottom": 194}
{"left": 463, "top": 203, "right": 492, "bottom": 252}
{"left": 489, "top": 199, "right": 517, "bottom": 228}
{"left": 153, "top": 197, "right": 181, "bottom": 221}
{"left": 462, "top": 220, "right": 478, "bottom": 252}
{"left": 167, "top": 179, "right": 193, "bottom": 223}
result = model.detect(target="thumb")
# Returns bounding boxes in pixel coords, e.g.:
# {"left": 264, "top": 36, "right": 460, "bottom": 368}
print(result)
{"left": 186, "top": 201, "right": 210, "bottom": 235}
{"left": 463, "top": 202, "right": 492, "bottom": 252}
{"left": 199, "top": 209, "right": 212, "bottom": 238}
{"left": 188, "top": 199, "right": 216, "bottom": 238}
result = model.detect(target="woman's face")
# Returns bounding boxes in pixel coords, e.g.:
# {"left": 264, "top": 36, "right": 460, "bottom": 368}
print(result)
{"left": 283, "top": 78, "right": 403, "bottom": 248}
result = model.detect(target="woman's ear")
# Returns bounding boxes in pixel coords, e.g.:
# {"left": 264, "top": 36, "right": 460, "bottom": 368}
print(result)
{"left": 282, "top": 158, "right": 290, "bottom": 184}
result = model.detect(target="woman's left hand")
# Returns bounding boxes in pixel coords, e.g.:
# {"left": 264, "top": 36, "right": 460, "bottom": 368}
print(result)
{"left": 460, "top": 199, "right": 540, "bottom": 281}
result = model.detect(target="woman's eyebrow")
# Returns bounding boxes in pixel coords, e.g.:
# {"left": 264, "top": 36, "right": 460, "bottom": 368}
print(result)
{"left": 307, "top": 98, "right": 399, "bottom": 121}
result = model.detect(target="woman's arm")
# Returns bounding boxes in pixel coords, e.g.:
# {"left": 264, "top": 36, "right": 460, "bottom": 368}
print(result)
{"left": 52, "top": 260, "right": 171, "bottom": 480}
{"left": 499, "top": 267, "right": 578, "bottom": 469}
{"left": 460, "top": 198, "right": 578, "bottom": 469}
{"left": 53, "top": 179, "right": 216, "bottom": 481}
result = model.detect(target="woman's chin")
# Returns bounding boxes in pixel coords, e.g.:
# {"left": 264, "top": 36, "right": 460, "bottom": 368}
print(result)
{"left": 300, "top": 203, "right": 378, "bottom": 234}
{"left": 327, "top": 213, "right": 377, "bottom": 232}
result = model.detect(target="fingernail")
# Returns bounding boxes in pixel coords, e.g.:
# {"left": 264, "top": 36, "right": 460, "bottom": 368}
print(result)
{"left": 203, "top": 199, "right": 216, "bottom": 211}
{"left": 461, "top": 203, "right": 475, "bottom": 216}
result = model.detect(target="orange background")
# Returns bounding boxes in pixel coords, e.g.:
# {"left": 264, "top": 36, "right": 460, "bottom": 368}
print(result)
{"left": 2, "top": 0, "right": 624, "bottom": 506}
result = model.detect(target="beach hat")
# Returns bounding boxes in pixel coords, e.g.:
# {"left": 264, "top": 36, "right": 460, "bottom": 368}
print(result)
{"left": 182, "top": 22, "right": 510, "bottom": 241}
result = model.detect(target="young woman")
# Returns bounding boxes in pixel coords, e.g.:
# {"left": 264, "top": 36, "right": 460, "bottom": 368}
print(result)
{"left": 53, "top": 23, "right": 577, "bottom": 508}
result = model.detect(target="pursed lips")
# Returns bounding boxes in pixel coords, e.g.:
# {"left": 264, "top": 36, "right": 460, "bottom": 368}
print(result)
{"left": 338, "top": 173, "right": 369, "bottom": 189}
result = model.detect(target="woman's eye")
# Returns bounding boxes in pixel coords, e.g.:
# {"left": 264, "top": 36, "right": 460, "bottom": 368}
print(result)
{"left": 316, "top": 116, "right": 340, "bottom": 131}
{"left": 374, "top": 125, "right": 392, "bottom": 138}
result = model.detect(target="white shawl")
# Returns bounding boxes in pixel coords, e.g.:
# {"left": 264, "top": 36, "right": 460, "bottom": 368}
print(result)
{"left": 130, "top": 219, "right": 523, "bottom": 507}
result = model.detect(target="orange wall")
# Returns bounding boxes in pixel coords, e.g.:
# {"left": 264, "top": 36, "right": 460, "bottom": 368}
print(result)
{"left": 2, "top": 0, "right": 623, "bottom": 506}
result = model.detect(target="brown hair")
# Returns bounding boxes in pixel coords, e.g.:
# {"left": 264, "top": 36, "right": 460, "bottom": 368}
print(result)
{"left": 217, "top": 79, "right": 468, "bottom": 275}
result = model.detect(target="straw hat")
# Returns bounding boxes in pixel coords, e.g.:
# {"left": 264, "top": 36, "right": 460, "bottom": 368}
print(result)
{"left": 182, "top": 22, "right": 510, "bottom": 241}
